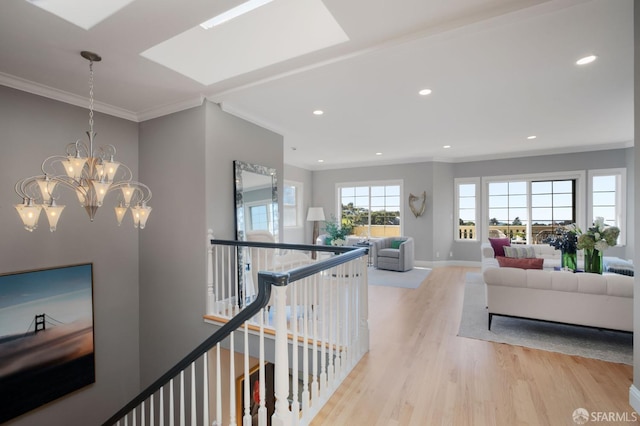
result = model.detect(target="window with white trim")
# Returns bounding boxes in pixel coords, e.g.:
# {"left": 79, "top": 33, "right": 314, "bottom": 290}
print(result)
{"left": 482, "top": 171, "right": 585, "bottom": 244}
{"left": 283, "top": 181, "right": 302, "bottom": 228}
{"left": 338, "top": 181, "right": 402, "bottom": 238}
{"left": 588, "top": 168, "right": 626, "bottom": 245}
{"left": 455, "top": 178, "right": 479, "bottom": 241}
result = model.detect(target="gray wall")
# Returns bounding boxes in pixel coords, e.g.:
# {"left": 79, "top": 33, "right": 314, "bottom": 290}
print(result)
{"left": 137, "top": 100, "right": 283, "bottom": 386}
{"left": 283, "top": 164, "right": 313, "bottom": 244}
{"left": 137, "top": 104, "right": 209, "bottom": 387}
{"left": 312, "top": 162, "right": 434, "bottom": 263}
{"left": 0, "top": 86, "right": 140, "bottom": 425}
{"left": 452, "top": 148, "right": 633, "bottom": 262}
{"left": 309, "top": 148, "right": 632, "bottom": 264}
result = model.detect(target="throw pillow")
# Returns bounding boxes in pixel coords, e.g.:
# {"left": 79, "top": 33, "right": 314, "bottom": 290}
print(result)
{"left": 488, "top": 237, "right": 511, "bottom": 257}
{"left": 391, "top": 240, "right": 404, "bottom": 249}
{"left": 496, "top": 256, "right": 544, "bottom": 270}
{"left": 503, "top": 246, "right": 537, "bottom": 259}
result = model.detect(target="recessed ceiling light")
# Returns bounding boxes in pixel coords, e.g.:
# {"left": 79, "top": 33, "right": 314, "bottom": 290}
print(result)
{"left": 375, "top": 152, "right": 382, "bottom": 156}
{"left": 313, "top": 110, "right": 324, "bottom": 116}
{"left": 576, "top": 55, "right": 597, "bottom": 65}
{"left": 318, "top": 159, "right": 324, "bottom": 163}
{"left": 527, "top": 135, "right": 537, "bottom": 140}
{"left": 419, "top": 89, "right": 432, "bottom": 96}
{"left": 443, "top": 145, "right": 451, "bottom": 149}
{"left": 200, "top": 0, "right": 273, "bottom": 29}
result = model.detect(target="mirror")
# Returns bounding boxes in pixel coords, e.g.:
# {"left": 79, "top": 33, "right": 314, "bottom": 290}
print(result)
{"left": 234, "top": 160, "right": 278, "bottom": 242}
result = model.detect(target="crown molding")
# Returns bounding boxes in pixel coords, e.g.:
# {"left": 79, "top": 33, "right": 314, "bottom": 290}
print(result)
{"left": 136, "top": 95, "right": 206, "bottom": 122}
{"left": 0, "top": 71, "right": 138, "bottom": 122}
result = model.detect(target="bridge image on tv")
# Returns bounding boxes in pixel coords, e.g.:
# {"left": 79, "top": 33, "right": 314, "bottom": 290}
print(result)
{"left": 0, "top": 263, "right": 94, "bottom": 423}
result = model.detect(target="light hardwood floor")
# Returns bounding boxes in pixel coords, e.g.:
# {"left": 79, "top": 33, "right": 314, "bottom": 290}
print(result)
{"left": 311, "top": 266, "right": 635, "bottom": 426}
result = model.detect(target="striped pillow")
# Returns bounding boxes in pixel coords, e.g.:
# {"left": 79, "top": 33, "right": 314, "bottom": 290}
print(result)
{"left": 503, "top": 246, "right": 537, "bottom": 259}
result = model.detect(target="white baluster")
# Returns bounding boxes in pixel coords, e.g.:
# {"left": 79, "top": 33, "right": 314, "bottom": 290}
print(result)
{"left": 191, "top": 363, "right": 196, "bottom": 426}
{"left": 207, "top": 229, "right": 215, "bottom": 315}
{"left": 311, "top": 273, "right": 319, "bottom": 405}
{"left": 328, "top": 268, "right": 335, "bottom": 387}
{"left": 179, "top": 371, "right": 185, "bottom": 426}
{"left": 125, "top": 414, "right": 128, "bottom": 426}
{"left": 258, "top": 308, "right": 267, "bottom": 426}
{"left": 141, "top": 400, "right": 145, "bottom": 426}
{"left": 160, "top": 386, "right": 165, "bottom": 426}
{"left": 150, "top": 394, "right": 154, "bottom": 426}
{"left": 216, "top": 344, "right": 222, "bottom": 426}
{"left": 169, "top": 378, "right": 174, "bottom": 426}
{"left": 230, "top": 332, "right": 236, "bottom": 426}
{"left": 227, "top": 248, "right": 233, "bottom": 316}
{"left": 202, "top": 352, "right": 209, "bottom": 426}
{"left": 291, "top": 284, "right": 299, "bottom": 425}
{"left": 320, "top": 272, "right": 327, "bottom": 396}
{"left": 272, "top": 285, "right": 291, "bottom": 426}
{"left": 301, "top": 279, "right": 309, "bottom": 416}
{"left": 359, "top": 257, "right": 370, "bottom": 356}
{"left": 243, "top": 323, "right": 251, "bottom": 426}
{"left": 133, "top": 407, "right": 137, "bottom": 426}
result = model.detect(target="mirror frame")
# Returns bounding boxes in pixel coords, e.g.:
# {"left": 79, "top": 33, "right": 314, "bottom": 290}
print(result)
{"left": 233, "top": 160, "right": 278, "bottom": 241}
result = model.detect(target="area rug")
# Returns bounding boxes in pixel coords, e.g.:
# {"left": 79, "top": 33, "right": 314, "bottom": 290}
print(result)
{"left": 367, "top": 267, "right": 431, "bottom": 289}
{"left": 457, "top": 277, "right": 633, "bottom": 365}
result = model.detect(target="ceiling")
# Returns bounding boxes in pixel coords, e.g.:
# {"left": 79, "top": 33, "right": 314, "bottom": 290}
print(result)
{"left": 0, "top": 0, "right": 633, "bottom": 170}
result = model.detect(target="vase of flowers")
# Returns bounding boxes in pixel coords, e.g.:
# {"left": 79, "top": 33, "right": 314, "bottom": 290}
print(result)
{"left": 545, "top": 224, "right": 579, "bottom": 271}
{"left": 323, "top": 215, "right": 354, "bottom": 246}
{"left": 577, "top": 217, "right": 620, "bottom": 274}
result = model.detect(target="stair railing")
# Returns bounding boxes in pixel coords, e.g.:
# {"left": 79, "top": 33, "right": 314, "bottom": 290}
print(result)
{"left": 102, "top": 237, "right": 369, "bottom": 426}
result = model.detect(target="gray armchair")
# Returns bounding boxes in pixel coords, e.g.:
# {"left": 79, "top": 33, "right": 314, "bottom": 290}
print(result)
{"left": 374, "top": 237, "right": 415, "bottom": 272}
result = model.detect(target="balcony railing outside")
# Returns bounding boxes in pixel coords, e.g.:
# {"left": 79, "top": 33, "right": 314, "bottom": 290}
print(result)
{"left": 458, "top": 225, "right": 557, "bottom": 243}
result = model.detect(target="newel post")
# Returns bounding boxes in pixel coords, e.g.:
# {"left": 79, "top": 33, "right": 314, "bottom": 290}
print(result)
{"left": 272, "top": 283, "right": 292, "bottom": 426}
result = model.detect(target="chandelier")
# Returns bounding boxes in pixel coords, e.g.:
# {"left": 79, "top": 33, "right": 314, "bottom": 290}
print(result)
{"left": 14, "top": 51, "right": 152, "bottom": 232}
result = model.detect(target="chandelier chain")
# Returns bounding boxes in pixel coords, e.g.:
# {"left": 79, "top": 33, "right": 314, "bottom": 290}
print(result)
{"left": 88, "top": 60, "right": 94, "bottom": 136}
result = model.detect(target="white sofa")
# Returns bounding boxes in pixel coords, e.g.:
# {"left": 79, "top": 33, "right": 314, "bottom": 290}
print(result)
{"left": 481, "top": 243, "right": 633, "bottom": 332}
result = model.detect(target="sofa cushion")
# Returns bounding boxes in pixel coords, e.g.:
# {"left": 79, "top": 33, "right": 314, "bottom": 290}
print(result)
{"left": 488, "top": 238, "right": 510, "bottom": 257}
{"left": 503, "top": 246, "right": 537, "bottom": 259}
{"left": 391, "top": 240, "right": 404, "bottom": 249}
{"left": 378, "top": 248, "right": 400, "bottom": 258}
{"left": 496, "top": 256, "right": 544, "bottom": 270}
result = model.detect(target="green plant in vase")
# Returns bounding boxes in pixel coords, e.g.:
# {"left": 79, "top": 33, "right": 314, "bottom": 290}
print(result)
{"left": 545, "top": 224, "right": 579, "bottom": 271}
{"left": 577, "top": 217, "right": 620, "bottom": 274}
{"left": 323, "top": 215, "right": 354, "bottom": 246}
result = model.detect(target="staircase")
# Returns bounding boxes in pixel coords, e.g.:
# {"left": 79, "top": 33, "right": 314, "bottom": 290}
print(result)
{"left": 102, "top": 237, "right": 370, "bottom": 425}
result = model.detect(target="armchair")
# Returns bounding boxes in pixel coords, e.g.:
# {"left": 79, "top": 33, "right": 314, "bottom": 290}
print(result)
{"left": 374, "top": 237, "right": 415, "bottom": 272}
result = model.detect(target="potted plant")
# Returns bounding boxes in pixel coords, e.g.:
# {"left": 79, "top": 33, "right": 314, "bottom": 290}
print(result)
{"left": 323, "top": 215, "right": 354, "bottom": 246}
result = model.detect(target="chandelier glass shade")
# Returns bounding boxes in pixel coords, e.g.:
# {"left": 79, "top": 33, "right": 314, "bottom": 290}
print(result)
{"left": 14, "top": 51, "right": 152, "bottom": 232}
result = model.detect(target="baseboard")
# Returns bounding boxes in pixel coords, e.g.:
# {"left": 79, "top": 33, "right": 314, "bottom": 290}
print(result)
{"left": 417, "top": 260, "right": 481, "bottom": 268}
{"left": 629, "top": 385, "right": 640, "bottom": 413}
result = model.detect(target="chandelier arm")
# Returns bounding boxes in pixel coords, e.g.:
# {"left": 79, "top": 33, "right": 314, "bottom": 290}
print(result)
{"left": 15, "top": 176, "right": 47, "bottom": 201}
{"left": 46, "top": 175, "right": 89, "bottom": 197}
{"left": 40, "top": 155, "right": 70, "bottom": 176}
{"left": 115, "top": 163, "right": 134, "bottom": 181}
{"left": 66, "top": 140, "right": 90, "bottom": 157}
{"left": 108, "top": 181, "right": 152, "bottom": 204}
{"left": 96, "top": 144, "right": 117, "bottom": 161}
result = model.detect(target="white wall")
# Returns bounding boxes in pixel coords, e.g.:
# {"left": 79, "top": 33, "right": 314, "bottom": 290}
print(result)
{"left": 0, "top": 86, "right": 140, "bottom": 426}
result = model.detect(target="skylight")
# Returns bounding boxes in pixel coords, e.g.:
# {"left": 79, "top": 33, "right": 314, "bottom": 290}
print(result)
{"left": 25, "top": 0, "right": 135, "bottom": 30}
{"left": 200, "top": 0, "right": 273, "bottom": 29}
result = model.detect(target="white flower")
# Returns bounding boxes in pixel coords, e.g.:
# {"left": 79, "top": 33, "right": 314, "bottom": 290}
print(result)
{"left": 595, "top": 240, "right": 609, "bottom": 252}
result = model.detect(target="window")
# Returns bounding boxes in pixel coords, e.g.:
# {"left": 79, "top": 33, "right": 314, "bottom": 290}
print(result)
{"left": 455, "top": 179, "right": 479, "bottom": 240}
{"left": 338, "top": 181, "right": 402, "bottom": 237}
{"left": 530, "top": 179, "right": 576, "bottom": 242}
{"left": 482, "top": 171, "right": 585, "bottom": 244}
{"left": 248, "top": 204, "right": 269, "bottom": 230}
{"left": 283, "top": 181, "right": 302, "bottom": 228}
{"left": 589, "top": 169, "right": 626, "bottom": 245}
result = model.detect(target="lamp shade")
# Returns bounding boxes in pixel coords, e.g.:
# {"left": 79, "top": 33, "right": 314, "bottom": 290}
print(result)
{"left": 306, "top": 207, "right": 325, "bottom": 222}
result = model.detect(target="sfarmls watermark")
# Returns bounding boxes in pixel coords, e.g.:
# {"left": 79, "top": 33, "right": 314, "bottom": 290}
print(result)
{"left": 573, "top": 408, "right": 638, "bottom": 424}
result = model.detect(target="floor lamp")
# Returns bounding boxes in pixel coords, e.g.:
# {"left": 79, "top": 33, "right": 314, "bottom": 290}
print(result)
{"left": 307, "top": 207, "right": 325, "bottom": 259}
